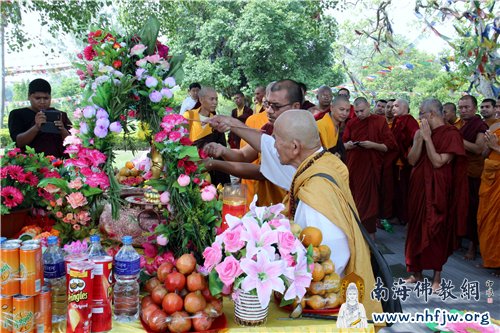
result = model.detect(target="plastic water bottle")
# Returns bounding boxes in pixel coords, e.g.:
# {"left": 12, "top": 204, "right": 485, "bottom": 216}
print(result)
{"left": 43, "top": 236, "right": 67, "bottom": 322}
{"left": 88, "top": 234, "right": 107, "bottom": 258}
{"left": 113, "top": 236, "right": 140, "bottom": 322}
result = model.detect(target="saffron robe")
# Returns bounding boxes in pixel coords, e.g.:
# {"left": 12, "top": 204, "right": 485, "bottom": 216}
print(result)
{"left": 314, "top": 111, "right": 337, "bottom": 150}
{"left": 391, "top": 114, "right": 419, "bottom": 222}
{"left": 343, "top": 115, "right": 397, "bottom": 232}
{"left": 406, "top": 125, "right": 468, "bottom": 272}
{"left": 183, "top": 108, "right": 230, "bottom": 186}
{"left": 477, "top": 127, "right": 500, "bottom": 268}
{"left": 292, "top": 152, "right": 383, "bottom": 320}
{"left": 485, "top": 118, "right": 500, "bottom": 128}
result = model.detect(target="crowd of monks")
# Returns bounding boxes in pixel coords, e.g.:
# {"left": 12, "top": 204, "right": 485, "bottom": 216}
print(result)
{"left": 181, "top": 80, "right": 500, "bottom": 292}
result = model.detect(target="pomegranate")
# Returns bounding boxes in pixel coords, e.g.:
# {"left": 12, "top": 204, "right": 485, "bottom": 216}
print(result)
{"left": 210, "top": 299, "right": 223, "bottom": 316}
{"left": 165, "top": 271, "right": 186, "bottom": 292}
{"left": 148, "top": 309, "right": 168, "bottom": 332}
{"left": 175, "top": 253, "right": 196, "bottom": 275}
{"left": 141, "top": 303, "right": 160, "bottom": 323}
{"left": 157, "top": 262, "right": 174, "bottom": 282}
{"left": 187, "top": 272, "right": 206, "bottom": 292}
{"left": 201, "top": 287, "right": 216, "bottom": 302}
{"left": 192, "top": 311, "right": 214, "bottom": 331}
{"left": 184, "top": 291, "right": 206, "bottom": 314}
{"left": 141, "top": 295, "right": 154, "bottom": 309}
{"left": 151, "top": 285, "right": 168, "bottom": 305}
{"left": 162, "top": 292, "right": 183, "bottom": 315}
{"left": 145, "top": 277, "right": 161, "bottom": 293}
{"left": 167, "top": 311, "right": 192, "bottom": 333}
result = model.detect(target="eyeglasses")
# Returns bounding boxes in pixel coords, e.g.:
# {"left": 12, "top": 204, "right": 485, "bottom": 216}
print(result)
{"left": 266, "top": 102, "right": 293, "bottom": 112}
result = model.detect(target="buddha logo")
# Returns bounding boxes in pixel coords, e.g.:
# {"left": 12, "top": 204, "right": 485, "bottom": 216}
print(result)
{"left": 336, "top": 282, "right": 368, "bottom": 328}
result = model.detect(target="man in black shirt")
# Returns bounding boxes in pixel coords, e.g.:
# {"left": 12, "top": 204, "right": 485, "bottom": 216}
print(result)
{"left": 8, "top": 79, "right": 71, "bottom": 158}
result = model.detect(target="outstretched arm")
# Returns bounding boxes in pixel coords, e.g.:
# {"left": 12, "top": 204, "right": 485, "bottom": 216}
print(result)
{"left": 204, "top": 159, "right": 266, "bottom": 180}
{"left": 209, "top": 116, "right": 263, "bottom": 152}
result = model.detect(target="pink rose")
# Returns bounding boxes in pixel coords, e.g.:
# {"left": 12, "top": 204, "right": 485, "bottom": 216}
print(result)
{"left": 44, "top": 184, "right": 60, "bottom": 194}
{"left": 156, "top": 234, "right": 168, "bottom": 246}
{"left": 160, "top": 191, "right": 170, "bottom": 204}
{"left": 55, "top": 211, "right": 63, "bottom": 218}
{"left": 280, "top": 252, "right": 296, "bottom": 267}
{"left": 203, "top": 242, "right": 222, "bottom": 271}
{"left": 215, "top": 256, "right": 243, "bottom": 287}
{"left": 278, "top": 231, "right": 296, "bottom": 255}
{"left": 222, "top": 228, "right": 245, "bottom": 253}
{"left": 177, "top": 174, "right": 190, "bottom": 187}
{"left": 68, "top": 178, "right": 84, "bottom": 190}
{"left": 201, "top": 186, "right": 216, "bottom": 201}
{"left": 145, "top": 54, "right": 161, "bottom": 64}
{"left": 130, "top": 43, "right": 147, "bottom": 56}
{"left": 66, "top": 192, "right": 88, "bottom": 209}
{"left": 143, "top": 242, "right": 158, "bottom": 259}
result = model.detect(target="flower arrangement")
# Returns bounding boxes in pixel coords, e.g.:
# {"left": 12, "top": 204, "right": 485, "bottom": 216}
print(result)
{"left": 145, "top": 112, "right": 222, "bottom": 262}
{"left": 73, "top": 17, "right": 184, "bottom": 218}
{"left": 37, "top": 139, "right": 109, "bottom": 244}
{"left": 203, "top": 198, "right": 313, "bottom": 309}
{"left": 0, "top": 147, "right": 56, "bottom": 214}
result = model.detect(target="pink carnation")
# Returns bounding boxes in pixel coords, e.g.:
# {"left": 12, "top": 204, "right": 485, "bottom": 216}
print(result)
{"left": 168, "top": 131, "right": 182, "bottom": 142}
{"left": 177, "top": 174, "right": 190, "bottom": 187}
{"left": 68, "top": 178, "right": 84, "bottom": 190}
{"left": 154, "top": 130, "right": 168, "bottom": 142}
{"left": 66, "top": 192, "right": 88, "bottom": 209}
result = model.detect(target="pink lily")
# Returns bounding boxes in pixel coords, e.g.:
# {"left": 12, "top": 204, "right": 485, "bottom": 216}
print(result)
{"left": 283, "top": 251, "right": 312, "bottom": 301}
{"left": 240, "top": 251, "right": 286, "bottom": 309}
{"left": 241, "top": 218, "right": 278, "bottom": 259}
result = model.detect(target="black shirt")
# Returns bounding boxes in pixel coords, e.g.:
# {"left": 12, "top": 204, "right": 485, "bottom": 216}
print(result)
{"left": 8, "top": 107, "right": 72, "bottom": 158}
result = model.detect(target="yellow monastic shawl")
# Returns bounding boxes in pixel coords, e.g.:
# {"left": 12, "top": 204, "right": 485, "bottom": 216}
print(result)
{"left": 183, "top": 107, "right": 213, "bottom": 142}
{"left": 292, "top": 152, "right": 383, "bottom": 320}
{"left": 316, "top": 115, "right": 337, "bottom": 150}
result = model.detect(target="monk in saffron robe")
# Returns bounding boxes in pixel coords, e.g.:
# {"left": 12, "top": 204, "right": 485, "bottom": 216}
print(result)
{"left": 391, "top": 99, "right": 419, "bottom": 224}
{"left": 477, "top": 124, "right": 500, "bottom": 276}
{"left": 328, "top": 95, "right": 350, "bottom": 161}
{"left": 480, "top": 98, "right": 500, "bottom": 128}
{"left": 405, "top": 99, "right": 468, "bottom": 291}
{"left": 458, "top": 95, "right": 488, "bottom": 260}
{"left": 443, "top": 102, "right": 464, "bottom": 128}
{"left": 343, "top": 97, "right": 397, "bottom": 238}
{"left": 252, "top": 86, "right": 265, "bottom": 114}
{"left": 183, "top": 87, "right": 230, "bottom": 187}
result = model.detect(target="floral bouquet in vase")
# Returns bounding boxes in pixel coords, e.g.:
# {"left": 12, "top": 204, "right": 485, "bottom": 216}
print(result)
{"left": 203, "top": 197, "right": 313, "bottom": 323}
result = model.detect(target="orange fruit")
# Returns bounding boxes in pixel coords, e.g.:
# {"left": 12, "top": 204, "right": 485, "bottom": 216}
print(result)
{"left": 319, "top": 245, "right": 331, "bottom": 262}
{"left": 306, "top": 295, "right": 326, "bottom": 310}
{"left": 125, "top": 161, "right": 135, "bottom": 169}
{"left": 325, "top": 292, "right": 341, "bottom": 308}
{"left": 312, "top": 247, "right": 321, "bottom": 262}
{"left": 308, "top": 281, "right": 325, "bottom": 296}
{"left": 312, "top": 263, "right": 325, "bottom": 282}
{"left": 321, "top": 259, "right": 335, "bottom": 275}
{"left": 130, "top": 168, "right": 140, "bottom": 176}
{"left": 119, "top": 167, "right": 131, "bottom": 177}
{"left": 299, "top": 226, "right": 323, "bottom": 247}
{"left": 323, "top": 273, "right": 341, "bottom": 293}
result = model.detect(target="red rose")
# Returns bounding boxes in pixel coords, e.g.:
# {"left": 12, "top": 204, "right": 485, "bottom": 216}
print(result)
{"left": 180, "top": 137, "right": 192, "bottom": 146}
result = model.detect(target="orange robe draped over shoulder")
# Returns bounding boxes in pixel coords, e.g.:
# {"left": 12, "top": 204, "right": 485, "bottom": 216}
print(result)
{"left": 477, "top": 127, "right": 500, "bottom": 268}
{"left": 406, "top": 125, "right": 468, "bottom": 272}
{"left": 342, "top": 115, "right": 397, "bottom": 233}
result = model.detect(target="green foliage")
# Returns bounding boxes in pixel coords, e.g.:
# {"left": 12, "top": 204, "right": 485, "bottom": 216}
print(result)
{"left": 118, "top": 0, "right": 343, "bottom": 97}
{"left": 12, "top": 80, "right": 29, "bottom": 102}
{"left": 52, "top": 77, "right": 80, "bottom": 98}
{"left": 0, "top": 128, "right": 13, "bottom": 147}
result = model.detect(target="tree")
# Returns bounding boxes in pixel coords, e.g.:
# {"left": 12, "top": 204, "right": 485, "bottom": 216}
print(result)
{"left": 12, "top": 80, "right": 29, "bottom": 101}
{"left": 117, "top": 0, "right": 344, "bottom": 97}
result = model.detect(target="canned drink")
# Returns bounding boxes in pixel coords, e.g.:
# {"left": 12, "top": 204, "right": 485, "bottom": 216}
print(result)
{"left": 34, "top": 287, "right": 51, "bottom": 333}
{"left": 4, "top": 240, "right": 21, "bottom": 246}
{"left": 66, "top": 261, "right": 94, "bottom": 333}
{"left": 19, "top": 245, "right": 41, "bottom": 296}
{"left": 21, "top": 241, "right": 43, "bottom": 288}
{"left": 12, "top": 294, "right": 34, "bottom": 333}
{"left": 1, "top": 295, "right": 12, "bottom": 333}
{"left": 0, "top": 237, "right": 7, "bottom": 244}
{"left": 1, "top": 243, "right": 20, "bottom": 296}
{"left": 20, "top": 241, "right": 40, "bottom": 246}
{"left": 90, "top": 256, "right": 112, "bottom": 332}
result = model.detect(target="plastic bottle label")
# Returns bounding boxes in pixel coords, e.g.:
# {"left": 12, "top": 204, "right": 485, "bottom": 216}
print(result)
{"left": 44, "top": 262, "right": 65, "bottom": 279}
{"left": 114, "top": 258, "right": 140, "bottom": 276}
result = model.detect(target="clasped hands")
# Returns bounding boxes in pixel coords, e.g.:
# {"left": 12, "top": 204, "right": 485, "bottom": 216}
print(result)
{"left": 345, "top": 140, "right": 377, "bottom": 150}
{"left": 203, "top": 115, "right": 237, "bottom": 133}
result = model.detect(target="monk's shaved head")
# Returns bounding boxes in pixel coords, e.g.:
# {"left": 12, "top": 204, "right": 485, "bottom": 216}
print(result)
{"left": 274, "top": 110, "right": 321, "bottom": 150}
{"left": 198, "top": 87, "right": 216, "bottom": 98}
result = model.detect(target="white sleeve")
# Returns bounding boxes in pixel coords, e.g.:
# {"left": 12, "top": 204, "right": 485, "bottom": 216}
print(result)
{"left": 180, "top": 97, "right": 194, "bottom": 114}
{"left": 260, "top": 134, "right": 296, "bottom": 191}
{"left": 295, "top": 202, "right": 350, "bottom": 277}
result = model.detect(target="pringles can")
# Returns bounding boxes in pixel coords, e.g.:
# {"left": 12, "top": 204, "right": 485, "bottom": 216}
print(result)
{"left": 1, "top": 295, "right": 12, "bottom": 333}
{"left": 34, "top": 287, "right": 51, "bottom": 333}
{"left": 12, "top": 294, "right": 34, "bottom": 333}
{"left": 89, "top": 256, "right": 112, "bottom": 332}
{"left": 66, "top": 261, "right": 94, "bottom": 333}
{"left": 19, "top": 245, "right": 41, "bottom": 296}
{"left": 0, "top": 243, "right": 20, "bottom": 296}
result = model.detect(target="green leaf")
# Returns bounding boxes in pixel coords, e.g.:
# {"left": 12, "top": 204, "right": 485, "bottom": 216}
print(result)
{"left": 81, "top": 187, "right": 103, "bottom": 197}
{"left": 137, "top": 16, "right": 160, "bottom": 56}
{"left": 208, "top": 270, "right": 224, "bottom": 297}
{"left": 280, "top": 296, "right": 294, "bottom": 307}
{"left": 38, "top": 178, "right": 70, "bottom": 192}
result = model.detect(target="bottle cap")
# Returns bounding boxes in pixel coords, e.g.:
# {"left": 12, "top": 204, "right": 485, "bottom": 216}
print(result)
{"left": 122, "top": 236, "right": 132, "bottom": 245}
{"left": 90, "top": 235, "right": 100, "bottom": 242}
{"left": 47, "top": 236, "right": 59, "bottom": 245}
